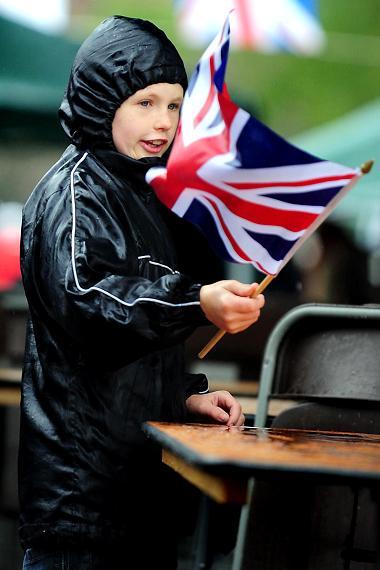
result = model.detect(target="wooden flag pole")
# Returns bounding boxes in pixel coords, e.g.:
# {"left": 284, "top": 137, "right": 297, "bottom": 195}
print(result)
{"left": 360, "top": 159, "right": 374, "bottom": 174}
{"left": 198, "top": 274, "right": 275, "bottom": 359}
{"left": 198, "top": 159, "right": 374, "bottom": 360}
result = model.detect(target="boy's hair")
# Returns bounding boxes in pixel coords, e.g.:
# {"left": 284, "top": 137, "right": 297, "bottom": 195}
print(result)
{"left": 59, "top": 16, "right": 188, "bottom": 149}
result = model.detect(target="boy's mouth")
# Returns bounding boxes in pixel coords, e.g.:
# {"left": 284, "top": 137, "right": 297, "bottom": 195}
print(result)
{"left": 140, "top": 139, "right": 168, "bottom": 154}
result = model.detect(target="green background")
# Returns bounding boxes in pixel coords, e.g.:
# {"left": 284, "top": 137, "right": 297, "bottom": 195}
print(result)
{"left": 72, "top": 0, "right": 380, "bottom": 136}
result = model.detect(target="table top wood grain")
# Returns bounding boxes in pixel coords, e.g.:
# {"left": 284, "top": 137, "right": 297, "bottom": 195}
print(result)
{"left": 144, "top": 422, "right": 380, "bottom": 484}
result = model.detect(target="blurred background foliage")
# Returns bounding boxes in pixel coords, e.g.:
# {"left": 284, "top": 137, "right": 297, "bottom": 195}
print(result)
{"left": 69, "top": 0, "right": 380, "bottom": 136}
{"left": 1, "top": 0, "right": 379, "bottom": 206}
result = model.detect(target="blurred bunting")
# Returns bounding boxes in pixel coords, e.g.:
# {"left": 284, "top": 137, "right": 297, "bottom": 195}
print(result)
{"left": 174, "top": 0, "right": 326, "bottom": 54}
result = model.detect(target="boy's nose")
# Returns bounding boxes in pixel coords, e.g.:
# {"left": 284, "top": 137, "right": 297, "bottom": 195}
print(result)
{"left": 154, "top": 110, "right": 172, "bottom": 131}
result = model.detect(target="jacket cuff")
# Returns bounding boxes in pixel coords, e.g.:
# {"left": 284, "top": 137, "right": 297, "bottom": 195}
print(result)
{"left": 186, "top": 283, "right": 210, "bottom": 326}
{"left": 184, "top": 373, "right": 209, "bottom": 400}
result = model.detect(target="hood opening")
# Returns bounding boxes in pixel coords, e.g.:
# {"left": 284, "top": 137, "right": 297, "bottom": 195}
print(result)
{"left": 59, "top": 16, "right": 188, "bottom": 151}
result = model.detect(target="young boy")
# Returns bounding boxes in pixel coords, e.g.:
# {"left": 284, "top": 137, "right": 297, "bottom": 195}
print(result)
{"left": 19, "top": 15, "right": 265, "bottom": 569}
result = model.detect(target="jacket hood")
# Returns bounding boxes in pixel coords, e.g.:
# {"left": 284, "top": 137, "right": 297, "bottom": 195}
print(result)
{"left": 59, "top": 16, "right": 188, "bottom": 149}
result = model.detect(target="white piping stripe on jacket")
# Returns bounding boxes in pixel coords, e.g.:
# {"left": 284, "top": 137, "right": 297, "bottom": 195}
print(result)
{"left": 138, "top": 255, "right": 180, "bottom": 275}
{"left": 70, "top": 153, "right": 200, "bottom": 308}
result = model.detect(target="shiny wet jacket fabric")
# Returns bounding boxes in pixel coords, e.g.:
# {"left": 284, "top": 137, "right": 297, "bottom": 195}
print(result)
{"left": 19, "top": 16, "right": 220, "bottom": 549}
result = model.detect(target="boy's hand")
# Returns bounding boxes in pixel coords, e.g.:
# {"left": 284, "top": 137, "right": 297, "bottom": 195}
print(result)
{"left": 185, "top": 391, "right": 245, "bottom": 427}
{"left": 200, "top": 280, "right": 265, "bottom": 333}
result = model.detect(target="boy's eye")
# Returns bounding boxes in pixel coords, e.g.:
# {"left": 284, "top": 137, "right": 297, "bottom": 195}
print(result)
{"left": 139, "top": 100, "right": 151, "bottom": 108}
{"left": 168, "top": 103, "right": 180, "bottom": 111}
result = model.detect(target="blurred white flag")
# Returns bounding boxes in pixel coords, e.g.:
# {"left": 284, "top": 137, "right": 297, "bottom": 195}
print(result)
{"left": 174, "top": 0, "right": 325, "bottom": 54}
{"left": 0, "top": 0, "right": 69, "bottom": 33}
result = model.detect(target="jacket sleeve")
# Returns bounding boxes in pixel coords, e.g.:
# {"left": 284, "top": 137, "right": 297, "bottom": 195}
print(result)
{"left": 159, "top": 202, "right": 226, "bottom": 285}
{"left": 36, "top": 184, "right": 210, "bottom": 361}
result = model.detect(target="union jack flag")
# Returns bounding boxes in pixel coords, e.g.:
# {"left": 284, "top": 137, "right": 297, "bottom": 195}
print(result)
{"left": 146, "top": 15, "right": 360, "bottom": 276}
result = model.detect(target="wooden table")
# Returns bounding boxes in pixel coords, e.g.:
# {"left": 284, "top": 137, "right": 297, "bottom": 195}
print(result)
{"left": 0, "top": 367, "right": 21, "bottom": 406}
{"left": 207, "top": 380, "right": 259, "bottom": 396}
{"left": 144, "top": 422, "right": 380, "bottom": 569}
{"left": 144, "top": 422, "right": 380, "bottom": 503}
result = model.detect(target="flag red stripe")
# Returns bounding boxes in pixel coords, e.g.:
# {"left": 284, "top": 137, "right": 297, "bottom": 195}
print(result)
{"left": 218, "top": 90, "right": 239, "bottom": 130}
{"left": 255, "top": 260, "right": 273, "bottom": 276}
{"left": 226, "top": 173, "right": 356, "bottom": 190}
{"left": 204, "top": 196, "right": 251, "bottom": 262}
{"left": 194, "top": 59, "right": 216, "bottom": 128}
{"left": 201, "top": 183, "right": 318, "bottom": 231}
{"left": 150, "top": 174, "right": 175, "bottom": 208}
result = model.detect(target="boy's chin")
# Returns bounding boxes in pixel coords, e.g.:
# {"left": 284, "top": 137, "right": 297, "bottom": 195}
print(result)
{"left": 139, "top": 151, "right": 165, "bottom": 159}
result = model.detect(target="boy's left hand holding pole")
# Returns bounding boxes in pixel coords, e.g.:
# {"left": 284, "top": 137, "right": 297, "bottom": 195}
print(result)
{"left": 199, "top": 280, "right": 265, "bottom": 334}
{"left": 184, "top": 280, "right": 265, "bottom": 427}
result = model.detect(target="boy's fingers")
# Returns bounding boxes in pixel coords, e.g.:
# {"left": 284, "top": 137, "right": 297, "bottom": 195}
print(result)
{"left": 231, "top": 294, "right": 265, "bottom": 314}
{"left": 226, "top": 402, "right": 243, "bottom": 426}
{"left": 228, "top": 412, "right": 245, "bottom": 427}
{"left": 214, "top": 392, "right": 242, "bottom": 425}
{"left": 224, "top": 280, "right": 258, "bottom": 297}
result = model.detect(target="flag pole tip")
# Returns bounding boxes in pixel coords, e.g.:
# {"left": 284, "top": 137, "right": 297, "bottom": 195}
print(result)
{"left": 360, "top": 159, "right": 374, "bottom": 174}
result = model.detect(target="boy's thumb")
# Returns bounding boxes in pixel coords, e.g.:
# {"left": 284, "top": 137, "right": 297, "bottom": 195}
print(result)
{"left": 226, "top": 281, "right": 258, "bottom": 297}
{"left": 245, "top": 282, "right": 259, "bottom": 298}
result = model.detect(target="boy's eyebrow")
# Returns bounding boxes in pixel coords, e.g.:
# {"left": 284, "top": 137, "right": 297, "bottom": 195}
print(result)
{"left": 145, "top": 93, "right": 183, "bottom": 100}
{"left": 138, "top": 90, "right": 183, "bottom": 101}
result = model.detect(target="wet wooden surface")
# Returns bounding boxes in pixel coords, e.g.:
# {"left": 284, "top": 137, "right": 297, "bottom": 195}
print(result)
{"left": 144, "top": 422, "right": 380, "bottom": 503}
{"left": 0, "top": 367, "right": 21, "bottom": 382}
{"left": 0, "top": 368, "right": 21, "bottom": 405}
{"left": 0, "top": 387, "right": 20, "bottom": 406}
{"left": 208, "top": 380, "right": 259, "bottom": 395}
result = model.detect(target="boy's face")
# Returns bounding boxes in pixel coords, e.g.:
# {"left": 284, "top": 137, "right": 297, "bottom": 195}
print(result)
{"left": 112, "top": 82, "right": 184, "bottom": 159}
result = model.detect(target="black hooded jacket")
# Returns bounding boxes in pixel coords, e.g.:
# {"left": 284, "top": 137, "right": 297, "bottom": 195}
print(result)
{"left": 19, "top": 16, "right": 222, "bottom": 549}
